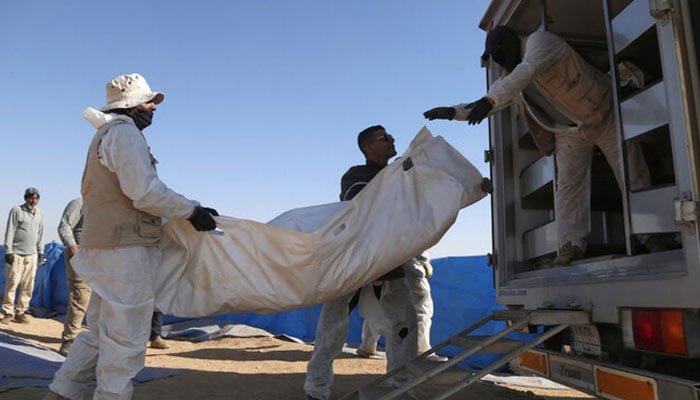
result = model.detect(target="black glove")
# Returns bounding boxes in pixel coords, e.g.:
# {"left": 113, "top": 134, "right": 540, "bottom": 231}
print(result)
{"left": 465, "top": 97, "right": 493, "bottom": 125}
{"left": 188, "top": 206, "right": 217, "bottom": 231}
{"left": 4, "top": 254, "right": 13, "bottom": 265}
{"left": 201, "top": 207, "right": 219, "bottom": 217}
{"left": 38, "top": 253, "right": 46, "bottom": 265}
{"left": 423, "top": 107, "right": 456, "bottom": 121}
{"left": 481, "top": 177, "right": 494, "bottom": 194}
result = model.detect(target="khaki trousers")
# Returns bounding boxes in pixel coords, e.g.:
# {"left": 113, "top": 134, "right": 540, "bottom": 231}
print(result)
{"left": 2, "top": 254, "right": 38, "bottom": 315}
{"left": 62, "top": 251, "right": 92, "bottom": 342}
{"left": 554, "top": 124, "right": 651, "bottom": 248}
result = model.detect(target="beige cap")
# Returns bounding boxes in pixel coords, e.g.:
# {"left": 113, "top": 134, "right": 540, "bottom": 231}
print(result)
{"left": 100, "top": 73, "right": 164, "bottom": 111}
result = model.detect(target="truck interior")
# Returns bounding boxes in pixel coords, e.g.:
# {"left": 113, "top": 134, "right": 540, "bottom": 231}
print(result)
{"left": 486, "top": 0, "right": 686, "bottom": 272}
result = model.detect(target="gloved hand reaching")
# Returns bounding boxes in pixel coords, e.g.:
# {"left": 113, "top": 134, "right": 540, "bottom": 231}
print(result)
{"left": 466, "top": 97, "right": 493, "bottom": 125}
{"left": 4, "top": 254, "right": 13, "bottom": 265}
{"left": 201, "top": 207, "right": 219, "bottom": 217}
{"left": 423, "top": 107, "right": 456, "bottom": 121}
{"left": 481, "top": 177, "right": 494, "bottom": 194}
{"left": 38, "top": 253, "right": 46, "bottom": 265}
{"left": 188, "top": 206, "right": 218, "bottom": 231}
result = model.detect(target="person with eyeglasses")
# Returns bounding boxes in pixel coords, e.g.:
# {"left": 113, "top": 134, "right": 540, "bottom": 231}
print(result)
{"left": 304, "top": 125, "right": 419, "bottom": 400}
{"left": 2, "top": 187, "right": 45, "bottom": 325}
{"left": 342, "top": 128, "right": 447, "bottom": 363}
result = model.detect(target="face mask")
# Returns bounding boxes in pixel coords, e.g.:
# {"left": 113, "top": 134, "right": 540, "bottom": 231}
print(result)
{"left": 492, "top": 36, "right": 522, "bottom": 73}
{"left": 129, "top": 107, "right": 154, "bottom": 130}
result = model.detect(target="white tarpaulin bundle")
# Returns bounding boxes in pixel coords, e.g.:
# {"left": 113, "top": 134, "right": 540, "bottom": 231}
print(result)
{"left": 155, "top": 127, "right": 486, "bottom": 317}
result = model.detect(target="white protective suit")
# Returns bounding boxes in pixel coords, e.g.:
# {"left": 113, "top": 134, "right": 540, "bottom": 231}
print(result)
{"left": 49, "top": 109, "right": 199, "bottom": 400}
{"left": 359, "top": 253, "right": 435, "bottom": 355}
{"left": 454, "top": 31, "right": 649, "bottom": 251}
{"left": 304, "top": 278, "right": 417, "bottom": 400}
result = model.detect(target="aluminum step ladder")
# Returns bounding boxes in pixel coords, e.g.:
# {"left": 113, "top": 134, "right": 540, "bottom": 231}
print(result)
{"left": 339, "top": 309, "right": 590, "bottom": 400}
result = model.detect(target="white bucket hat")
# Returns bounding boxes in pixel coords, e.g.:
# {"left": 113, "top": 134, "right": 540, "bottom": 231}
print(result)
{"left": 100, "top": 73, "right": 165, "bottom": 111}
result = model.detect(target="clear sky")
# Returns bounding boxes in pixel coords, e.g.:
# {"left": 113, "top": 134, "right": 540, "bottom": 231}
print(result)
{"left": 1, "top": 0, "right": 493, "bottom": 258}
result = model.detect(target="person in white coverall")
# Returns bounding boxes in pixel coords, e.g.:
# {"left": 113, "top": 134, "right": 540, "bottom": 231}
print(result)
{"left": 357, "top": 252, "right": 447, "bottom": 362}
{"left": 56, "top": 198, "right": 170, "bottom": 356}
{"left": 44, "top": 73, "right": 219, "bottom": 400}
{"left": 424, "top": 26, "right": 650, "bottom": 265}
{"left": 304, "top": 125, "right": 419, "bottom": 400}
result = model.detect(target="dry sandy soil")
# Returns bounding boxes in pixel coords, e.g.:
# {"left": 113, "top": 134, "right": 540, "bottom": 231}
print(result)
{"left": 0, "top": 316, "right": 593, "bottom": 400}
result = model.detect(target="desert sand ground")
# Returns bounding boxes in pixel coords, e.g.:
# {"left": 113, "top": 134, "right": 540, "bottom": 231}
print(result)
{"left": 0, "top": 315, "right": 593, "bottom": 399}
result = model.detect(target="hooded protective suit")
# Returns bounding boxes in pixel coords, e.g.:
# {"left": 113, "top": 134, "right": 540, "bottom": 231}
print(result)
{"left": 49, "top": 108, "right": 199, "bottom": 400}
{"left": 454, "top": 30, "right": 650, "bottom": 251}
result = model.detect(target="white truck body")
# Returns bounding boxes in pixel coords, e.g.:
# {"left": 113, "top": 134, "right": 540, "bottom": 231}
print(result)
{"left": 480, "top": 0, "right": 700, "bottom": 396}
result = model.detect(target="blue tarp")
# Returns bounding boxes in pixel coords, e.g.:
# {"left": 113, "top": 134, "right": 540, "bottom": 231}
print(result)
{"left": 0, "top": 331, "right": 183, "bottom": 390}
{"left": 0, "top": 242, "right": 68, "bottom": 317}
{"left": 1, "top": 243, "right": 509, "bottom": 371}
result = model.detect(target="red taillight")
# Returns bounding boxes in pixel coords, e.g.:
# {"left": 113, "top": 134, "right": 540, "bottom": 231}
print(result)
{"left": 631, "top": 310, "right": 688, "bottom": 355}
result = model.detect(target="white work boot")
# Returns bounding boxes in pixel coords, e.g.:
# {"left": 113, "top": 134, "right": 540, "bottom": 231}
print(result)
{"left": 356, "top": 348, "right": 384, "bottom": 359}
{"left": 424, "top": 353, "right": 448, "bottom": 362}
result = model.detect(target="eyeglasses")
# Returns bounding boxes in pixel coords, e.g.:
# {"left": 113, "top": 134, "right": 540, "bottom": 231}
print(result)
{"left": 370, "top": 133, "right": 392, "bottom": 143}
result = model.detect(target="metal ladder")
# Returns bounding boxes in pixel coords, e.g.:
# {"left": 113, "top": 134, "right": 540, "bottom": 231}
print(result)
{"left": 339, "top": 309, "right": 590, "bottom": 400}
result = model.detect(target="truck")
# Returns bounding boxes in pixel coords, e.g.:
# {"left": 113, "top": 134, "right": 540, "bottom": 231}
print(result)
{"left": 341, "top": 1, "right": 700, "bottom": 399}
{"left": 481, "top": 0, "right": 700, "bottom": 399}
